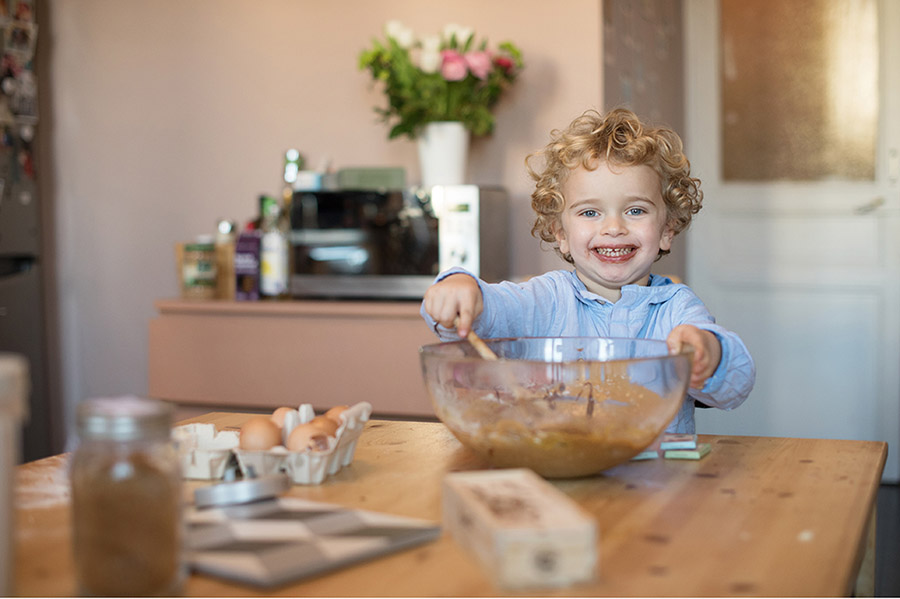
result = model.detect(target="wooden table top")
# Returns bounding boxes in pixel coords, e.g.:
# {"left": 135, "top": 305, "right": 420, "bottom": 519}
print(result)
{"left": 15, "top": 413, "right": 887, "bottom": 597}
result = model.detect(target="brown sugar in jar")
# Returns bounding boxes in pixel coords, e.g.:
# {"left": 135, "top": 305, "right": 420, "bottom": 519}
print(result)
{"left": 70, "top": 396, "right": 184, "bottom": 596}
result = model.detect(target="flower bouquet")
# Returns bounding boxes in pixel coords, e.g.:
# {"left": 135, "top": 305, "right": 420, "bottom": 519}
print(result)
{"left": 359, "top": 21, "right": 523, "bottom": 140}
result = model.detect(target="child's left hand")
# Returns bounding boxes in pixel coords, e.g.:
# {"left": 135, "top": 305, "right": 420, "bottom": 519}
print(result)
{"left": 666, "top": 325, "right": 722, "bottom": 389}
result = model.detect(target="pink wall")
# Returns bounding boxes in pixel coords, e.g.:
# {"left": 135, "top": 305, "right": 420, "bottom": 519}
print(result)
{"left": 42, "top": 0, "right": 606, "bottom": 441}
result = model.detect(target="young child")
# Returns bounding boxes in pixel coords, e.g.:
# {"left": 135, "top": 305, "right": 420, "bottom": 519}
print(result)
{"left": 421, "top": 108, "right": 755, "bottom": 433}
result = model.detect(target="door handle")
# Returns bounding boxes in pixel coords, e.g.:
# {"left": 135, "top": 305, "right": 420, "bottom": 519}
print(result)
{"left": 854, "top": 197, "right": 885, "bottom": 215}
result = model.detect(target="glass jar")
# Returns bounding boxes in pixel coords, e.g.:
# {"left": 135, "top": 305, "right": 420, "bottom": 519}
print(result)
{"left": 182, "top": 238, "right": 217, "bottom": 300}
{"left": 70, "top": 396, "right": 184, "bottom": 596}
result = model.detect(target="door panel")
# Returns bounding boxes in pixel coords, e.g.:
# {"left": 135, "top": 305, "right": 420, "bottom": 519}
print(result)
{"left": 697, "top": 285, "right": 882, "bottom": 443}
{"left": 709, "top": 215, "right": 882, "bottom": 273}
{"left": 686, "top": 0, "right": 900, "bottom": 480}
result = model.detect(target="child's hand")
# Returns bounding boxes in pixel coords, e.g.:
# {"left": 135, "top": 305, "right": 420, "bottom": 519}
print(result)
{"left": 423, "top": 274, "right": 483, "bottom": 338}
{"left": 666, "top": 325, "right": 722, "bottom": 389}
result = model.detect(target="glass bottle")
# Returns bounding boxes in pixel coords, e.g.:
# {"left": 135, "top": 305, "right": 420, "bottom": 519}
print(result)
{"left": 70, "top": 396, "right": 184, "bottom": 597}
{"left": 259, "top": 194, "right": 291, "bottom": 300}
{"left": 214, "top": 220, "right": 237, "bottom": 300}
{"left": 283, "top": 148, "right": 303, "bottom": 208}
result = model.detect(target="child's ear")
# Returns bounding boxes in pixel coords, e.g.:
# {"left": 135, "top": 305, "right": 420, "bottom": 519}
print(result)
{"left": 553, "top": 221, "right": 570, "bottom": 255}
{"left": 660, "top": 226, "right": 675, "bottom": 251}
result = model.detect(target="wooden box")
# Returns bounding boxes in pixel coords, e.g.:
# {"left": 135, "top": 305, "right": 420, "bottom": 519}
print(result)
{"left": 442, "top": 468, "right": 597, "bottom": 589}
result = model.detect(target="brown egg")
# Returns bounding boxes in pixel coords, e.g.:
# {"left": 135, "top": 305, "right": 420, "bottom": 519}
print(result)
{"left": 270, "top": 406, "right": 294, "bottom": 428}
{"left": 239, "top": 416, "right": 282, "bottom": 450}
{"left": 286, "top": 423, "right": 330, "bottom": 452}
{"left": 324, "top": 405, "right": 350, "bottom": 425}
{"left": 310, "top": 415, "right": 339, "bottom": 437}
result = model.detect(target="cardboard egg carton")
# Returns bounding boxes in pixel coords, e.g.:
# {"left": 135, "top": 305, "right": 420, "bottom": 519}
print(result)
{"left": 233, "top": 401, "right": 372, "bottom": 485}
{"left": 173, "top": 423, "right": 240, "bottom": 480}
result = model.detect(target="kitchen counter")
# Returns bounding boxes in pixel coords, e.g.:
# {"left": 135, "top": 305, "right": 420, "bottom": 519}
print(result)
{"left": 15, "top": 414, "right": 886, "bottom": 596}
{"left": 148, "top": 299, "right": 438, "bottom": 418}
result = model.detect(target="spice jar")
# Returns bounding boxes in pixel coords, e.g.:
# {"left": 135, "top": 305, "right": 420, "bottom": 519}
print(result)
{"left": 182, "top": 237, "right": 217, "bottom": 300}
{"left": 70, "top": 396, "right": 184, "bottom": 596}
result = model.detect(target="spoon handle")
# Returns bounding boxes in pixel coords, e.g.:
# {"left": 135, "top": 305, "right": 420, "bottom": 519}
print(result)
{"left": 466, "top": 330, "right": 499, "bottom": 361}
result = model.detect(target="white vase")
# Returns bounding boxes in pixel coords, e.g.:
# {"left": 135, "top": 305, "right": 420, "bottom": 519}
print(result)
{"left": 417, "top": 121, "right": 470, "bottom": 189}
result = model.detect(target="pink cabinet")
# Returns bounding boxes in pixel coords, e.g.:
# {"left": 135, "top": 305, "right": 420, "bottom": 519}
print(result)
{"left": 148, "top": 299, "right": 438, "bottom": 418}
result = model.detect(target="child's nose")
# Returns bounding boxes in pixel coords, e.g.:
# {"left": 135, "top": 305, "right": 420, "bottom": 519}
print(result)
{"left": 601, "top": 214, "right": 627, "bottom": 235}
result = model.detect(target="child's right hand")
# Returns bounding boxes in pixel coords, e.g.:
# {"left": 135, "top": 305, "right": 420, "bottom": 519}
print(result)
{"left": 422, "top": 273, "right": 483, "bottom": 338}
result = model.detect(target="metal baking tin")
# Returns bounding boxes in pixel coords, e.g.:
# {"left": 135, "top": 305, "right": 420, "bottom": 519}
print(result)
{"left": 194, "top": 474, "right": 291, "bottom": 508}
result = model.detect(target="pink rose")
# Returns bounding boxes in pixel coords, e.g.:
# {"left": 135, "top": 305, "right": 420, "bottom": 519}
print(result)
{"left": 464, "top": 51, "right": 492, "bottom": 80}
{"left": 494, "top": 55, "right": 515, "bottom": 74}
{"left": 440, "top": 49, "right": 468, "bottom": 81}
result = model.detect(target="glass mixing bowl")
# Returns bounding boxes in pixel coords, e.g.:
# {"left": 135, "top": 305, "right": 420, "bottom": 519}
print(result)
{"left": 419, "top": 337, "right": 693, "bottom": 478}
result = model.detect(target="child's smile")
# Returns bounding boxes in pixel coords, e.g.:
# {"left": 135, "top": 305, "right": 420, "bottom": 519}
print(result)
{"left": 556, "top": 161, "right": 674, "bottom": 302}
{"left": 593, "top": 245, "right": 637, "bottom": 261}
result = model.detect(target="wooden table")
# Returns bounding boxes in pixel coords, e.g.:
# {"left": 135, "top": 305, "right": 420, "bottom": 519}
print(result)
{"left": 15, "top": 414, "right": 886, "bottom": 596}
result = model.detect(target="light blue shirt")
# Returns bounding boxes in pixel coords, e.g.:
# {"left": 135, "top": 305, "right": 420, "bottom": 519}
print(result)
{"left": 420, "top": 268, "right": 756, "bottom": 433}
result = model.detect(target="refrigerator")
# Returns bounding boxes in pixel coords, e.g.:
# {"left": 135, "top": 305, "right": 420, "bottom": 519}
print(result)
{"left": 0, "top": 0, "right": 52, "bottom": 462}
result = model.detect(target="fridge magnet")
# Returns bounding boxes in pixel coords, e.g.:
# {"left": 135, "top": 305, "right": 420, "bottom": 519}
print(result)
{"left": 11, "top": 0, "right": 33, "bottom": 22}
{"left": 5, "top": 20, "right": 35, "bottom": 61}
{"left": 9, "top": 69, "right": 35, "bottom": 118}
{"left": 1, "top": 52, "right": 22, "bottom": 93}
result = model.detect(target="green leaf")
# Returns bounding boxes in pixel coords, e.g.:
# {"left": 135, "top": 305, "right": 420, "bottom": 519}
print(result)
{"left": 359, "top": 25, "right": 524, "bottom": 140}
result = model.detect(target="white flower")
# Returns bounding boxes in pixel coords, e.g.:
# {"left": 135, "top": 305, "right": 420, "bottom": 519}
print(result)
{"left": 421, "top": 34, "right": 441, "bottom": 52}
{"left": 385, "top": 20, "right": 404, "bottom": 38}
{"left": 419, "top": 51, "right": 441, "bottom": 74}
{"left": 385, "top": 20, "right": 414, "bottom": 49}
{"left": 418, "top": 34, "right": 442, "bottom": 73}
{"left": 442, "top": 23, "right": 473, "bottom": 47}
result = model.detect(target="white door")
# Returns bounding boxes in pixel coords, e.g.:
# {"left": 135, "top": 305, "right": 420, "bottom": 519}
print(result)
{"left": 685, "top": 0, "right": 900, "bottom": 481}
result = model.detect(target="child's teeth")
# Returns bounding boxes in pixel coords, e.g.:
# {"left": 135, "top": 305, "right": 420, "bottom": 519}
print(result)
{"left": 596, "top": 248, "right": 631, "bottom": 256}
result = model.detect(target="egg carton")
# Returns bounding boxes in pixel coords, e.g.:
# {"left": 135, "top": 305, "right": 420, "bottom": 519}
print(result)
{"left": 233, "top": 401, "right": 372, "bottom": 485}
{"left": 173, "top": 422, "right": 240, "bottom": 480}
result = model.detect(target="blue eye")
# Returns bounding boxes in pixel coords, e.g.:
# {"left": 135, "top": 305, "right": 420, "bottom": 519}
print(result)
{"left": 580, "top": 209, "right": 598, "bottom": 218}
{"left": 626, "top": 207, "right": 646, "bottom": 216}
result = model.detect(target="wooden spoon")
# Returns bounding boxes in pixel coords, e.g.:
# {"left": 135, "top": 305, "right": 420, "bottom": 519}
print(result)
{"left": 454, "top": 317, "right": 498, "bottom": 360}
{"left": 466, "top": 329, "right": 499, "bottom": 361}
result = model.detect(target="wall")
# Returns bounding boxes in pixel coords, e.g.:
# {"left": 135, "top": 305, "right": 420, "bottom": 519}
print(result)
{"left": 602, "top": 0, "right": 687, "bottom": 279}
{"left": 40, "top": 0, "right": 608, "bottom": 444}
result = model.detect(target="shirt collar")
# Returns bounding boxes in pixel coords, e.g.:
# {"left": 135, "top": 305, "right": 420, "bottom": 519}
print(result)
{"left": 567, "top": 270, "right": 683, "bottom": 305}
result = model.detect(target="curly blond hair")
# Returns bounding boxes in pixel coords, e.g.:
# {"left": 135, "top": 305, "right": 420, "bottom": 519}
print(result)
{"left": 526, "top": 108, "right": 702, "bottom": 262}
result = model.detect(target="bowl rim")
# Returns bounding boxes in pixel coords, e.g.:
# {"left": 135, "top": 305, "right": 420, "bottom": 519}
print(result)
{"left": 419, "top": 335, "right": 694, "bottom": 366}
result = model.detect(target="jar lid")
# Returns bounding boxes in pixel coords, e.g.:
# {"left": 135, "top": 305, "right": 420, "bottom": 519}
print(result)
{"left": 76, "top": 396, "right": 173, "bottom": 441}
{"left": 184, "top": 241, "right": 215, "bottom": 252}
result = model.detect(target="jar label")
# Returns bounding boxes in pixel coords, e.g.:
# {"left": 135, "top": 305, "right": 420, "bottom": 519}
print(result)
{"left": 182, "top": 245, "right": 218, "bottom": 300}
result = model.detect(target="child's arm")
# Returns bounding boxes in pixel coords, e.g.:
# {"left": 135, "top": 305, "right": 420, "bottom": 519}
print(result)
{"left": 664, "top": 288, "right": 755, "bottom": 411}
{"left": 422, "top": 273, "right": 483, "bottom": 338}
{"left": 666, "top": 325, "right": 723, "bottom": 390}
{"left": 421, "top": 268, "right": 574, "bottom": 341}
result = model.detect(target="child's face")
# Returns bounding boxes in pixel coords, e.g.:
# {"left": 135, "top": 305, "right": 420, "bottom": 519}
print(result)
{"left": 555, "top": 160, "right": 674, "bottom": 302}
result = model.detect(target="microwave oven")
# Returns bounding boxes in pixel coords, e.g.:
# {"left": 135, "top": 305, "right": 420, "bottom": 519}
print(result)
{"left": 289, "top": 185, "right": 509, "bottom": 299}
